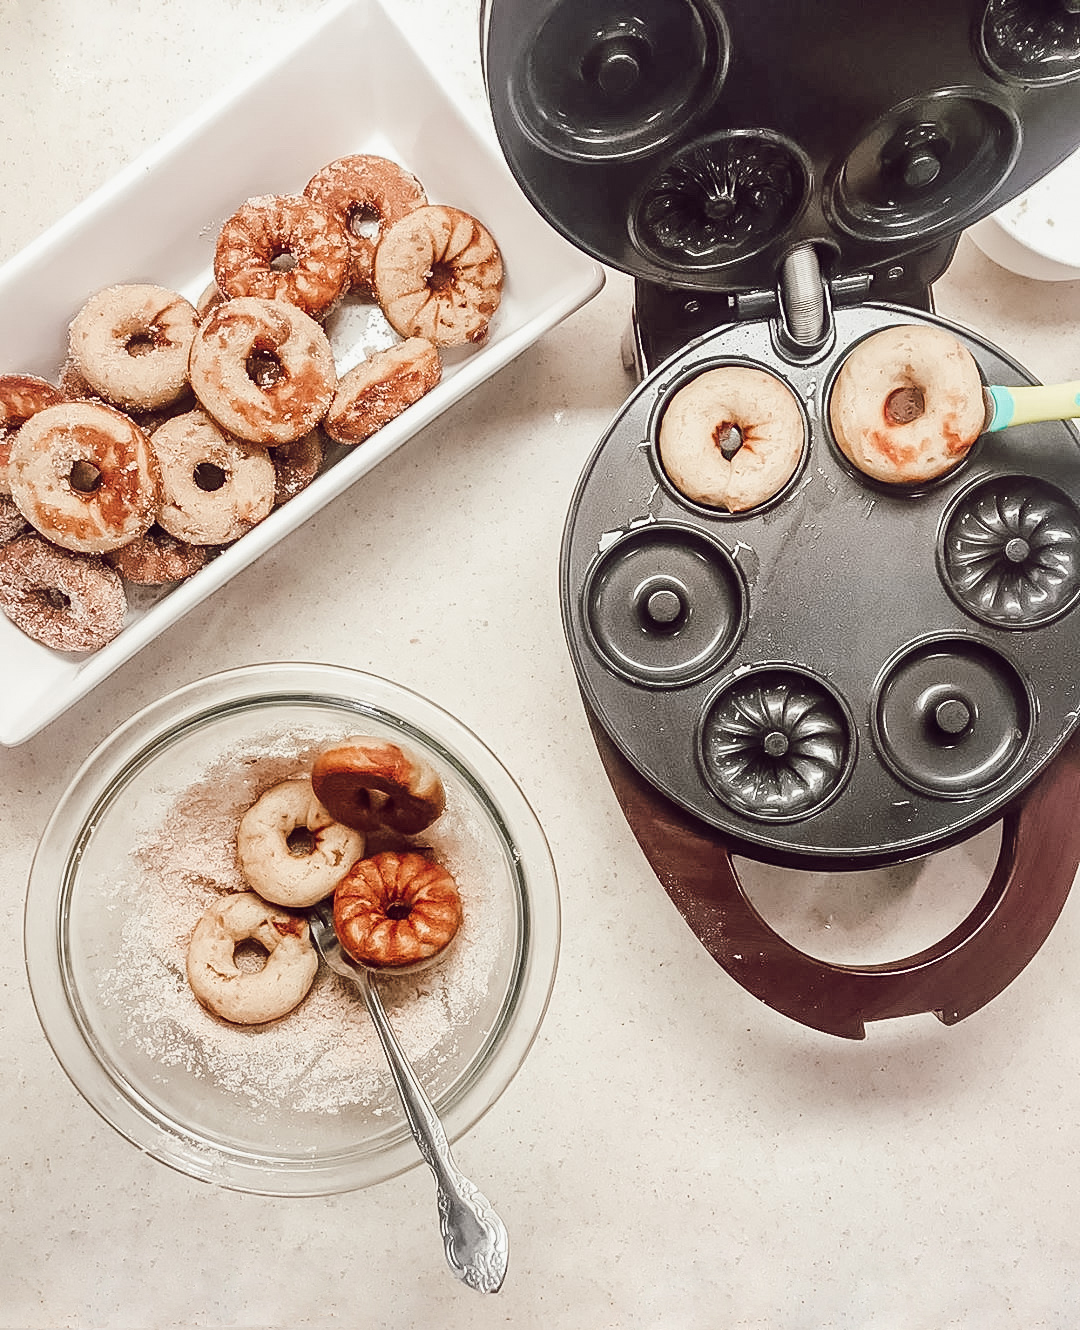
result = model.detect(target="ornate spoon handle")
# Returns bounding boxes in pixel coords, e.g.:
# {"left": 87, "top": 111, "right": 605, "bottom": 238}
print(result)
{"left": 358, "top": 968, "right": 509, "bottom": 1293}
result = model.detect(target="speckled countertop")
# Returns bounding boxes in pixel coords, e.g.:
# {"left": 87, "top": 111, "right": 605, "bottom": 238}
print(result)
{"left": 3, "top": 3, "right": 1080, "bottom": 1327}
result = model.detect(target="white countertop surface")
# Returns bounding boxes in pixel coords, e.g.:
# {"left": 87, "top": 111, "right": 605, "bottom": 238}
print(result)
{"left": 3, "top": 3, "right": 1080, "bottom": 1327}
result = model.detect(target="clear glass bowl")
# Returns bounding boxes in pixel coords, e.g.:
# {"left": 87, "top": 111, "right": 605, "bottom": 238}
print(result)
{"left": 24, "top": 664, "right": 560, "bottom": 1196}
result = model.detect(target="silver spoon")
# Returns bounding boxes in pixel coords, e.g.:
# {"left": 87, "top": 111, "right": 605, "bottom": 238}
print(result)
{"left": 307, "top": 906, "right": 509, "bottom": 1293}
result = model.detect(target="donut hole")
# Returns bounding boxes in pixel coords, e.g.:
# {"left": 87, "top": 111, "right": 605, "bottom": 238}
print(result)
{"left": 285, "top": 826, "right": 317, "bottom": 858}
{"left": 714, "top": 421, "right": 743, "bottom": 460}
{"left": 428, "top": 260, "right": 457, "bottom": 293}
{"left": 232, "top": 938, "right": 270, "bottom": 974}
{"left": 192, "top": 461, "right": 228, "bottom": 493}
{"left": 385, "top": 899, "right": 413, "bottom": 921}
{"left": 123, "top": 328, "right": 164, "bottom": 357}
{"left": 885, "top": 384, "right": 926, "bottom": 425}
{"left": 246, "top": 345, "right": 285, "bottom": 390}
{"left": 68, "top": 459, "right": 103, "bottom": 494}
{"left": 346, "top": 203, "right": 381, "bottom": 241}
{"left": 36, "top": 586, "right": 71, "bottom": 613}
{"left": 269, "top": 249, "right": 298, "bottom": 274}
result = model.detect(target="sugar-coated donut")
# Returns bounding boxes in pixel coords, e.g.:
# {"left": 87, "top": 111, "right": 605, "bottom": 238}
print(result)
{"left": 9, "top": 400, "right": 160, "bottom": 553}
{"left": 68, "top": 284, "right": 199, "bottom": 413}
{"left": 658, "top": 365, "right": 806, "bottom": 512}
{"left": 828, "top": 324, "right": 986, "bottom": 485}
{"left": 214, "top": 193, "right": 350, "bottom": 320}
{"left": 333, "top": 850, "right": 463, "bottom": 970}
{"left": 272, "top": 428, "right": 323, "bottom": 506}
{"left": 236, "top": 778, "right": 365, "bottom": 908}
{"left": 186, "top": 891, "right": 318, "bottom": 1025}
{"left": 374, "top": 205, "right": 503, "bottom": 347}
{"left": 188, "top": 296, "right": 337, "bottom": 445}
{"left": 104, "top": 523, "right": 208, "bottom": 585}
{"left": 304, "top": 154, "right": 427, "bottom": 297}
{"left": 311, "top": 735, "right": 446, "bottom": 834}
{"left": 151, "top": 408, "right": 275, "bottom": 545}
{"left": 0, "top": 375, "right": 65, "bottom": 495}
{"left": 0, "top": 532, "right": 126, "bottom": 651}
{"left": 324, "top": 338, "right": 440, "bottom": 444}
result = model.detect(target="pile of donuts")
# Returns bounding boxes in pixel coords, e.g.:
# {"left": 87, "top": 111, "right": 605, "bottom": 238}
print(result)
{"left": 186, "top": 734, "right": 464, "bottom": 1026}
{"left": 0, "top": 154, "right": 503, "bottom": 652}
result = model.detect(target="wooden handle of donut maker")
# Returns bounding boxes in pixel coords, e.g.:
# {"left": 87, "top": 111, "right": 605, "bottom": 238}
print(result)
{"left": 585, "top": 702, "right": 1080, "bottom": 1038}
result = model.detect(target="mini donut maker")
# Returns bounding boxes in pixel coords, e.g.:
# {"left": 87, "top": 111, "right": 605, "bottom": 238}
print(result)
{"left": 482, "top": 0, "right": 1080, "bottom": 1036}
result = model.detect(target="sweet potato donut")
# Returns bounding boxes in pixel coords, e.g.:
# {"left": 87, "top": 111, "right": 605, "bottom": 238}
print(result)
{"left": 310, "top": 735, "right": 446, "bottom": 835}
{"left": 657, "top": 365, "right": 806, "bottom": 513}
{"left": 104, "top": 524, "right": 207, "bottom": 585}
{"left": 324, "top": 338, "right": 441, "bottom": 444}
{"left": 214, "top": 193, "right": 350, "bottom": 320}
{"left": 8, "top": 400, "right": 159, "bottom": 553}
{"left": 304, "top": 154, "right": 427, "bottom": 297}
{"left": 150, "top": 408, "right": 275, "bottom": 545}
{"left": 333, "top": 850, "right": 463, "bottom": 970}
{"left": 188, "top": 296, "right": 337, "bottom": 446}
{"left": 186, "top": 891, "right": 318, "bottom": 1025}
{"left": 374, "top": 204, "right": 503, "bottom": 347}
{"left": 828, "top": 324, "right": 986, "bottom": 485}
{"left": 0, "top": 532, "right": 126, "bottom": 651}
{"left": 68, "top": 284, "right": 199, "bottom": 412}
{"left": 236, "top": 778, "right": 366, "bottom": 909}
{"left": 0, "top": 375, "right": 65, "bottom": 494}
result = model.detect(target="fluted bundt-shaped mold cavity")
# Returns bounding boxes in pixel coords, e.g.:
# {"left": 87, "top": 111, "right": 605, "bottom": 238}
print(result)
{"left": 940, "top": 476, "right": 1080, "bottom": 627}
{"left": 872, "top": 638, "right": 1033, "bottom": 798}
{"left": 980, "top": 0, "right": 1080, "bottom": 83}
{"left": 512, "top": 0, "right": 725, "bottom": 162}
{"left": 633, "top": 131, "right": 810, "bottom": 269}
{"left": 699, "top": 668, "right": 853, "bottom": 821}
{"left": 828, "top": 92, "right": 1018, "bottom": 243}
{"left": 583, "top": 524, "right": 747, "bottom": 687}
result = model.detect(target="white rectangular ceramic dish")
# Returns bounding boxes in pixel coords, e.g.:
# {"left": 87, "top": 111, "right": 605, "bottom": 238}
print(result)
{"left": 0, "top": 0, "right": 603, "bottom": 746}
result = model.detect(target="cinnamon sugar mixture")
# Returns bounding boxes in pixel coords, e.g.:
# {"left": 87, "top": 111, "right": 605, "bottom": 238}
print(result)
{"left": 96, "top": 729, "right": 503, "bottom": 1117}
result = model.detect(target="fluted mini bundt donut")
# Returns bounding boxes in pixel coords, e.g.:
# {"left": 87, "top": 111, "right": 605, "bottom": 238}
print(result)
{"left": 310, "top": 736, "right": 445, "bottom": 834}
{"left": 333, "top": 850, "right": 463, "bottom": 969}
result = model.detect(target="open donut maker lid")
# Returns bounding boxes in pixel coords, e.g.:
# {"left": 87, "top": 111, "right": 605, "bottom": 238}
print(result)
{"left": 482, "top": 0, "right": 1080, "bottom": 1034}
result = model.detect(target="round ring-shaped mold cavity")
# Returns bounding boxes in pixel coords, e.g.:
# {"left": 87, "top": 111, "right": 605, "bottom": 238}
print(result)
{"left": 652, "top": 360, "right": 809, "bottom": 516}
{"left": 511, "top": 0, "right": 726, "bottom": 163}
{"left": 828, "top": 90, "right": 1019, "bottom": 243}
{"left": 698, "top": 666, "right": 855, "bottom": 822}
{"left": 939, "top": 474, "right": 1080, "bottom": 628}
{"left": 872, "top": 635, "right": 1034, "bottom": 799}
{"left": 632, "top": 130, "right": 811, "bottom": 270}
{"left": 979, "top": 0, "right": 1080, "bottom": 85}
{"left": 583, "top": 524, "right": 748, "bottom": 688}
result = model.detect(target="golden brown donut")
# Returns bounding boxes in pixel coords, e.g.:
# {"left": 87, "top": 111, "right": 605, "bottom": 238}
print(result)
{"left": 374, "top": 205, "right": 503, "bottom": 347}
{"left": 310, "top": 735, "right": 445, "bottom": 834}
{"left": 150, "top": 408, "right": 275, "bottom": 545}
{"left": 333, "top": 850, "right": 463, "bottom": 970}
{"left": 68, "top": 284, "right": 199, "bottom": 412}
{"left": 0, "top": 532, "right": 126, "bottom": 651}
{"left": 324, "top": 338, "right": 441, "bottom": 444}
{"left": 828, "top": 324, "right": 986, "bottom": 485}
{"left": 188, "top": 296, "right": 337, "bottom": 446}
{"left": 214, "top": 193, "right": 350, "bottom": 320}
{"left": 0, "top": 374, "right": 66, "bottom": 495}
{"left": 657, "top": 365, "right": 806, "bottom": 512}
{"left": 8, "top": 400, "right": 160, "bottom": 553}
{"left": 304, "top": 154, "right": 427, "bottom": 297}
{"left": 186, "top": 891, "right": 318, "bottom": 1025}
{"left": 104, "top": 524, "right": 208, "bottom": 585}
